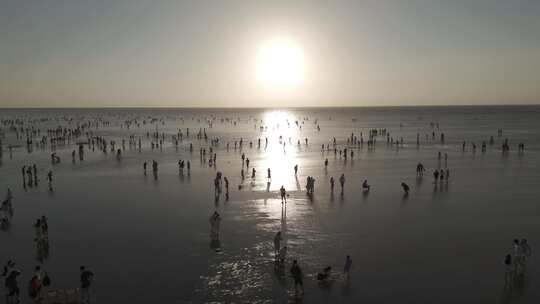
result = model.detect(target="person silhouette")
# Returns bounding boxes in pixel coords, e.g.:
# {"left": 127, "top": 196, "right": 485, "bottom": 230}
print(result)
{"left": 401, "top": 182, "right": 410, "bottom": 194}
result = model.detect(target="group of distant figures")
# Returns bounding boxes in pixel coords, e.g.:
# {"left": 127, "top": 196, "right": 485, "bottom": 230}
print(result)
{"left": 142, "top": 160, "right": 160, "bottom": 179}
{"left": 272, "top": 230, "right": 354, "bottom": 297}
{"left": 21, "top": 164, "right": 54, "bottom": 192}
{"left": 3, "top": 260, "right": 94, "bottom": 304}
{"left": 2, "top": 186, "right": 94, "bottom": 304}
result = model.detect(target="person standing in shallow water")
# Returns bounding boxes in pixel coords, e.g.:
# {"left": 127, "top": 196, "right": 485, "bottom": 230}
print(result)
{"left": 416, "top": 162, "right": 424, "bottom": 177}
{"left": 513, "top": 239, "right": 522, "bottom": 273}
{"left": 4, "top": 267, "right": 20, "bottom": 303}
{"left": 401, "top": 182, "right": 410, "bottom": 195}
{"left": 224, "top": 177, "right": 229, "bottom": 196}
{"left": 80, "top": 266, "right": 94, "bottom": 304}
{"left": 520, "top": 239, "right": 532, "bottom": 266}
{"left": 362, "top": 180, "right": 370, "bottom": 191}
{"left": 280, "top": 186, "right": 287, "bottom": 203}
{"left": 504, "top": 254, "right": 513, "bottom": 287}
{"left": 344, "top": 255, "right": 353, "bottom": 280}
{"left": 339, "top": 174, "right": 345, "bottom": 195}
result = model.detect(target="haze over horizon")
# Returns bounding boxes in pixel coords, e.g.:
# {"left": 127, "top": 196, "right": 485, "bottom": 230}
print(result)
{"left": 1, "top": 0, "right": 540, "bottom": 108}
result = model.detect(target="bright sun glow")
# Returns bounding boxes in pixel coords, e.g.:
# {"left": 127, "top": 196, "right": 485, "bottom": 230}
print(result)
{"left": 256, "top": 38, "right": 305, "bottom": 91}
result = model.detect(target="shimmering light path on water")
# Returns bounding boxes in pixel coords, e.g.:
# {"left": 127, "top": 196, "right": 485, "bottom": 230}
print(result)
{"left": 1, "top": 106, "right": 539, "bottom": 303}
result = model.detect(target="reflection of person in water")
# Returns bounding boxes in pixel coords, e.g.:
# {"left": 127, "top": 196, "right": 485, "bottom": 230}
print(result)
{"left": 344, "top": 255, "right": 353, "bottom": 280}
{"left": 278, "top": 246, "right": 287, "bottom": 264}
{"left": 274, "top": 231, "right": 282, "bottom": 257}
{"left": 0, "top": 197, "right": 12, "bottom": 229}
{"left": 290, "top": 260, "right": 304, "bottom": 295}
{"left": 209, "top": 211, "right": 221, "bottom": 241}
{"left": 504, "top": 254, "right": 513, "bottom": 287}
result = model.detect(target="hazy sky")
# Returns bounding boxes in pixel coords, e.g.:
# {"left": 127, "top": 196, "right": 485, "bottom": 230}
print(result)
{"left": 1, "top": 0, "right": 539, "bottom": 107}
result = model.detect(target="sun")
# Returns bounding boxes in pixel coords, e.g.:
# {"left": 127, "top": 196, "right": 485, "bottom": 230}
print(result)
{"left": 255, "top": 38, "right": 305, "bottom": 91}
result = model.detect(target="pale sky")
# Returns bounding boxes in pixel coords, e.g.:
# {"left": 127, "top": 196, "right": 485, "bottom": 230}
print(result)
{"left": 1, "top": 0, "right": 539, "bottom": 107}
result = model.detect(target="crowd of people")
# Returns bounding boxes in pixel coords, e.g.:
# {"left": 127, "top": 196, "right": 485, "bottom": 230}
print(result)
{"left": 1, "top": 112, "right": 533, "bottom": 301}
{"left": 2, "top": 259, "right": 94, "bottom": 304}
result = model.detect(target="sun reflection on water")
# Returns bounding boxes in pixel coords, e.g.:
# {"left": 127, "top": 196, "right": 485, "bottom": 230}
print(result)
{"left": 254, "top": 111, "right": 302, "bottom": 192}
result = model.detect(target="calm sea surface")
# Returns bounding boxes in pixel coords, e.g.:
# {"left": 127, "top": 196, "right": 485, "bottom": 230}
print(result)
{"left": 1, "top": 106, "right": 539, "bottom": 303}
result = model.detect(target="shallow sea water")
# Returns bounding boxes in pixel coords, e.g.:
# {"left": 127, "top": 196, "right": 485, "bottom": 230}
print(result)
{"left": 1, "top": 106, "right": 539, "bottom": 303}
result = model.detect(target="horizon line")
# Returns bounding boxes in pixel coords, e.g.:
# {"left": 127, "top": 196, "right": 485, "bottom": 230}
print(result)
{"left": 1, "top": 103, "right": 540, "bottom": 110}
